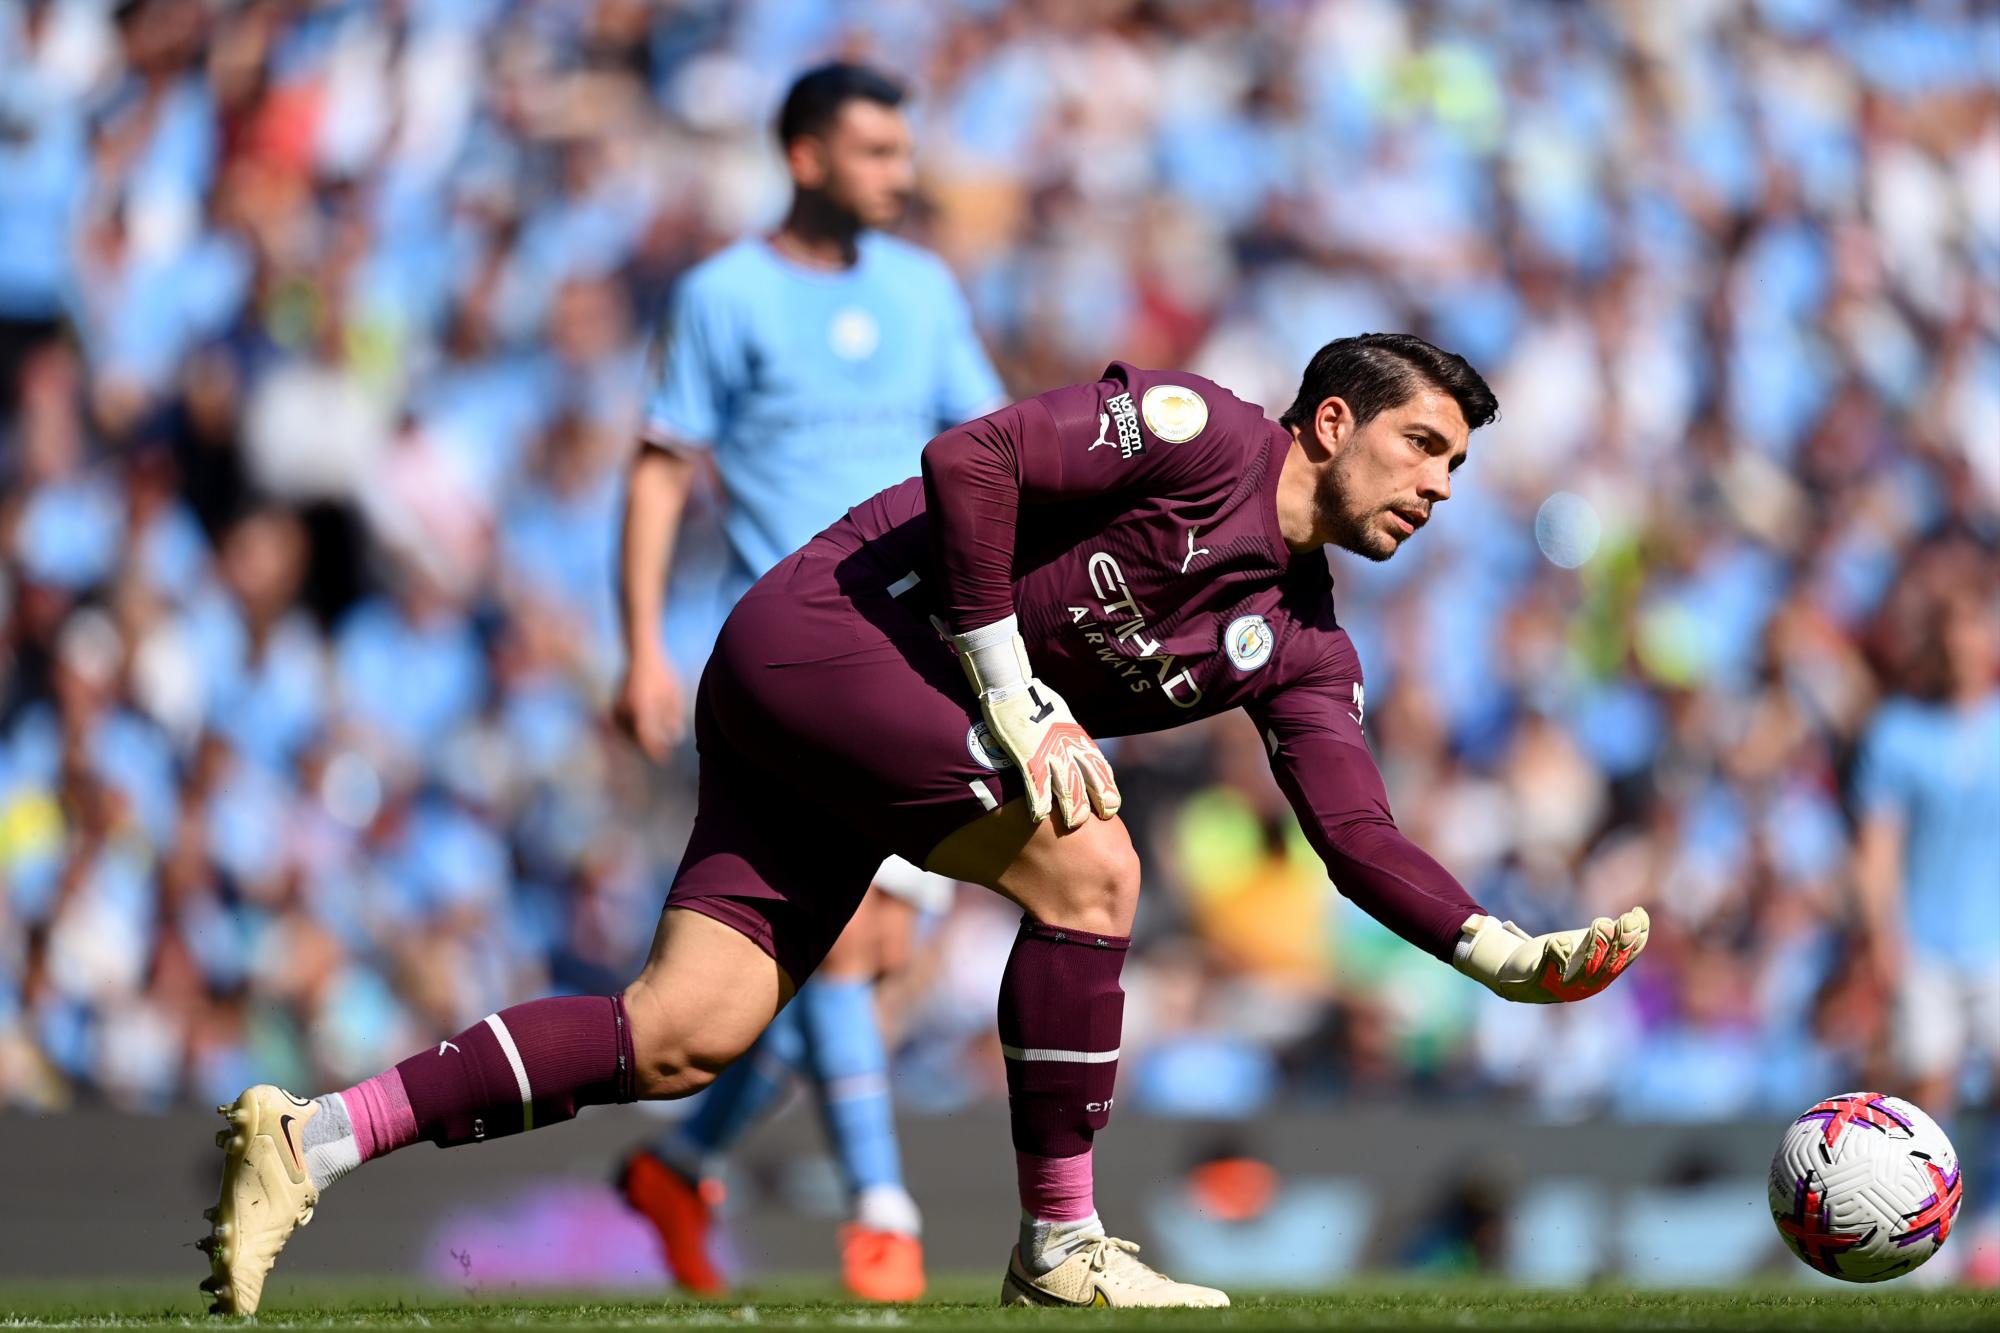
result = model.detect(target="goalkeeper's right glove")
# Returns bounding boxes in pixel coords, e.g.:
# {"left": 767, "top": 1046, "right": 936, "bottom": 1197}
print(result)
{"left": 1452, "top": 907, "right": 1650, "bottom": 1003}
{"left": 952, "top": 616, "right": 1120, "bottom": 830}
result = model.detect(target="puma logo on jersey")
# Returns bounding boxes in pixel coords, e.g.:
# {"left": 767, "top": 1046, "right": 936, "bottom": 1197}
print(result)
{"left": 1088, "top": 392, "right": 1143, "bottom": 460}
{"left": 1181, "top": 527, "right": 1209, "bottom": 573}
{"left": 438, "top": 1040, "right": 460, "bottom": 1057}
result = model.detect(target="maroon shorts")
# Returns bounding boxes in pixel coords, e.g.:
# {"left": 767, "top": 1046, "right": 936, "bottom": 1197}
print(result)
{"left": 664, "top": 545, "right": 1025, "bottom": 985}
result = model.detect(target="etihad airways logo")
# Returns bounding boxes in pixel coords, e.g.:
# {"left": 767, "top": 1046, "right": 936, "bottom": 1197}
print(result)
{"left": 1067, "top": 552, "right": 1202, "bottom": 708}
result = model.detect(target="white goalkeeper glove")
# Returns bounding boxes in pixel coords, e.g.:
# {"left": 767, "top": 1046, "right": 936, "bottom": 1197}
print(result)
{"left": 1453, "top": 907, "right": 1650, "bottom": 1003}
{"left": 953, "top": 615, "right": 1120, "bottom": 830}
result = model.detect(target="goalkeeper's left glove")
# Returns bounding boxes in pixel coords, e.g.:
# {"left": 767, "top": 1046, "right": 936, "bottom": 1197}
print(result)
{"left": 1452, "top": 907, "right": 1650, "bottom": 1003}
{"left": 952, "top": 614, "right": 1120, "bottom": 830}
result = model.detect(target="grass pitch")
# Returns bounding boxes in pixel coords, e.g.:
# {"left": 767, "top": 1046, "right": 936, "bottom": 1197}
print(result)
{"left": 3, "top": 1280, "right": 1999, "bottom": 1331}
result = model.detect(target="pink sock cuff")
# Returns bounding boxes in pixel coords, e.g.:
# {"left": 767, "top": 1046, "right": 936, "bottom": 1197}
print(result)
{"left": 1018, "top": 1149, "right": 1096, "bottom": 1223}
{"left": 343, "top": 1068, "right": 417, "bottom": 1161}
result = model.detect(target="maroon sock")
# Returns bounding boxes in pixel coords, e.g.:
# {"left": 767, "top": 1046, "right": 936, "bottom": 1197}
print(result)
{"left": 394, "top": 995, "right": 638, "bottom": 1147}
{"left": 997, "top": 918, "right": 1128, "bottom": 1217}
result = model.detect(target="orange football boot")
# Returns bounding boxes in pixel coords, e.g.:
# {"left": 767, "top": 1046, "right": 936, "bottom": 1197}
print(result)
{"left": 620, "top": 1150, "right": 728, "bottom": 1297}
{"left": 840, "top": 1223, "right": 925, "bottom": 1302}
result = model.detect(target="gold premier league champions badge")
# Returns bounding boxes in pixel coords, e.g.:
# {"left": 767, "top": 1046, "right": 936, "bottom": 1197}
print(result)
{"left": 1141, "top": 384, "right": 1208, "bottom": 443}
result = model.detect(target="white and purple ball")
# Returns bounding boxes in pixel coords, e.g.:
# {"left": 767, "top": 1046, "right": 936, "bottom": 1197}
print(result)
{"left": 1768, "top": 1091, "right": 1963, "bottom": 1283}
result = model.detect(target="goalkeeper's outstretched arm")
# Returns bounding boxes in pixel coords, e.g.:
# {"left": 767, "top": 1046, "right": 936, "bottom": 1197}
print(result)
{"left": 1251, "top": 650, "right": 1647, "bottom": 1002}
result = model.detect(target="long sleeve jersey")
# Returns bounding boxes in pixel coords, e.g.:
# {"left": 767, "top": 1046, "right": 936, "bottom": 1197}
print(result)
{"left": 823, "top": 362, "right": 1484, "bottom": 960}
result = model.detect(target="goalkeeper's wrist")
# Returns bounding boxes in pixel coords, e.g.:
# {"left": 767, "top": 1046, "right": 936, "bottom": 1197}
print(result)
{"left": 952, "top": 614, "right": 1032, "bottom": 699}
{"left": 1453, "top": 912, "right": 1534, "bottom": 981}
{"left": 1452, "top": 913, "right": 1488, "bottom": 970}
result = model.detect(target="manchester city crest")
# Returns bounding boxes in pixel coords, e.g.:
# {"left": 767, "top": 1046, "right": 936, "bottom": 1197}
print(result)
{"left": 966, "top": 721, "right": 1011, "bottom": 770}
{"left": 1223, "top": 614, "right": 1273, "bottom": 671}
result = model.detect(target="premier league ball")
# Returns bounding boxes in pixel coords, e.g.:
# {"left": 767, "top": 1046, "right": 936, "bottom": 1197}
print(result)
{"left": 1768, "top": 1092, "right": 1963, "bottom": 1282}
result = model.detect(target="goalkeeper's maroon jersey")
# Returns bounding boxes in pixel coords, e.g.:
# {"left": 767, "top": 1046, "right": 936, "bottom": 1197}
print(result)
{"left": 808, "top": 362, "right": 1484, "bottom": 959}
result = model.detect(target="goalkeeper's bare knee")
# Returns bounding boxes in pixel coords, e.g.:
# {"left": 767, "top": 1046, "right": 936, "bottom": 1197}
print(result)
{"left": 622, "top": 908, "right": 793, "bottom": 1099}
{"left": 1008, "top": 816, "right": 1141, "bottom": 936}
{"left": 928, "top": 799, "right": 1143, "bottom": 935}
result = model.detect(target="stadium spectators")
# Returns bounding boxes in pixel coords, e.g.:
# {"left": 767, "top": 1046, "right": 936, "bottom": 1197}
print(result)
{"left": 0, "top": 0, "right": 1995, "bottom": 1133}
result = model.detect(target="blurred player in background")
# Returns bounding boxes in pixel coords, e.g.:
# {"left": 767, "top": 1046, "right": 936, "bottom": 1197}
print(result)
{"left": 199, "top": 335, "right": 1648, "bottom": 1313}
{"left": 1852, "top": 575, "right": 2000, "bottom": 1117}
{"left": 611, "top": 62, "right": 1002, "bottom": 1301}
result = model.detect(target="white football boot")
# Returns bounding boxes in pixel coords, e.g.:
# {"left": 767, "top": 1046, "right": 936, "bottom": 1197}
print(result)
{"left": 1000, "top": 1235, "right": 1230, "bottom": 1308}
{"left": 200, "top": 1085, "right": 320, "bottom": 1315}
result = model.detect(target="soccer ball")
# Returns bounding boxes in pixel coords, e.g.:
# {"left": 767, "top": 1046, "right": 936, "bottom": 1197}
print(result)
{"left": 1768, "top": 1091, "right": 1963, "bottom": 1282}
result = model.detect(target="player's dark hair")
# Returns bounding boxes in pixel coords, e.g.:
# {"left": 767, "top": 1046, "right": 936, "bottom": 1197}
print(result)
{"left": 1280, "top": 333, "right": 1499, "bottom": 437}
{"left": 777, "top": 62, "right": 906, "bottom": 145}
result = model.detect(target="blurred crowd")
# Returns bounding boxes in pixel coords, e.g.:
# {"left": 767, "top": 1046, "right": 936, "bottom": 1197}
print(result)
{"left": 1, "top": 0, "right": 1996, "bottom": 1128}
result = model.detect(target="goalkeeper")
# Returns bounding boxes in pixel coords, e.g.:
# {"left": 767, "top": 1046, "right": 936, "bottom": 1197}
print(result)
{"left": 199, "top": 333, "right": 1649, "bottom": 1313}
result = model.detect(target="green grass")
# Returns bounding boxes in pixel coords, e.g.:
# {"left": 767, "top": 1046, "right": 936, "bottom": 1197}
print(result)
{"left": 3, "top": 1280, "right": 1999, "bottom": 1331}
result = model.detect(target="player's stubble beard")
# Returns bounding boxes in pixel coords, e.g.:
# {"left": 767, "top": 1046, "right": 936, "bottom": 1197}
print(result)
{"left": 788, "top": 189, "right": 871, "bottom": 254}
{"left": 1321, "top": 446, "right": 1403, "bottom": 563}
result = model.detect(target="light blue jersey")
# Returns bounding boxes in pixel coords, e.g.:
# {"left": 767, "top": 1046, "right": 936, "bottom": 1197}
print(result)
{"left": 644, "top": 233, "right": 1002, "bottom": 590}
{"left": 638, "top": 232, "right": 993, "bottom": 1198}
{"left": 1852, "top": 691, "right": 2000, "bottom": 973}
